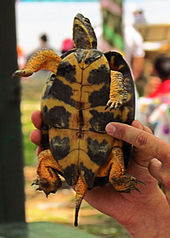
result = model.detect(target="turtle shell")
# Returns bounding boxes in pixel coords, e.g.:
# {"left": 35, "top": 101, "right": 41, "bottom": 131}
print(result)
{"left": 41, "top": 48, "right": 134, "bottom": 189}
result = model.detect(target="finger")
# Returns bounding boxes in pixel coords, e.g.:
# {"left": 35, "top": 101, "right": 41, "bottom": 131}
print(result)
{"left": 132, "top": 120, "right": 152, "bottom": 134}
{"left": 31, "top": 110, "right": 42, "bottom": 129}
{"left": 149, "top": 158, "right": 170, "bottom": 188}
{"left": 148, "top": 158, "right": 162, "bottom": 181}
{"left": 130, "top": 120, "right": 154, "bottom": 166}
{"left": 30, "top": 129, "right": 42, "bottom": 146}
{"left": 164, "top": 189, "right": 170, "bottom": 205}
{"left": 105, "top": 122, "right": 170, "bottom": 164}
{"left": 149, "top": 158, "right": 170, "bottom": 204}
{"left": 132, "top": 120, "right": 144, "bottom": 130}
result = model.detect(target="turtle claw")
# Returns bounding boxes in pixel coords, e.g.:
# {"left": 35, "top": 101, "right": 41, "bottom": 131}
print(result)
{"left": 105, "top": 104, "right": 110, "bottom": 110}
{"left": 31, "top": 179, "right": 39, "bottom": 186}
{"left": 32, "top": 177, "right": 62, "bottom": 197}
{"left": 111, "top": 174, "right": 144, "bottom": 193}
{"left": 134, "top": 187, "right": 141, "bottom": 193}
{"left": 105, "top": 100, "right": 122, "bottom": 111}
{"left": 12, "top": 69, "right": 33, "bottom": 77}
{"left": 36, "top": 187, "right": 42, "bottom": 191}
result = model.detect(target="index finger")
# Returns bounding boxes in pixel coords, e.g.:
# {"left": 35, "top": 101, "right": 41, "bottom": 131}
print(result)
{"left": 106, "top": 122, "right": 170, "bottom": 164}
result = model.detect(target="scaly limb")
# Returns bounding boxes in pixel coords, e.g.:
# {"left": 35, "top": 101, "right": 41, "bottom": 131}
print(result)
{"left": 104, "top": 51, "right": 135, "bottom": 119}
{"left": 108, "top": 146, "right": 139, "bottom": 192}
{"left": 105, "top": 71, "right": 128, "bottom": 111}
{"left": 97, "top": 143, "right": 140, "bottom": 193}
{"left": 13, "top": 49, "right": 61, "bottom": 77}
{"left": 33, "top": 149, "right": 62, "bottom": 197}
{"left": 74, "top": 176, "right": 87, "bottom": 226}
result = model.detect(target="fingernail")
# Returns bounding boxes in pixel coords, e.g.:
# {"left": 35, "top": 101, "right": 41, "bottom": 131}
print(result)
{"left": 106, "top": 124, "right": 116, "bottom": 136}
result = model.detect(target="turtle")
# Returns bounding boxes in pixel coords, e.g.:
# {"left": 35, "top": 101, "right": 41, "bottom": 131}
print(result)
{"left": 13, "top": 13, "right": 140, "bottom": 226}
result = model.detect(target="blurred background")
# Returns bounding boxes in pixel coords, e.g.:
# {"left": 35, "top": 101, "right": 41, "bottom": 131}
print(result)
{"left": 0, "top": 0, "right": 170, "bottom": 237}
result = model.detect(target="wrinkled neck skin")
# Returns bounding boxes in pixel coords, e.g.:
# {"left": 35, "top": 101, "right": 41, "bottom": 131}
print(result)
{"left": 73, "top": 14, "right": 97, "bottom": 49}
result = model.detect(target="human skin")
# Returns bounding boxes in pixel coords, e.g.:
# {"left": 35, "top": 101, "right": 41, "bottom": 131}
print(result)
{"left": 30, "top": 110, "right": 170, "bottom": 238}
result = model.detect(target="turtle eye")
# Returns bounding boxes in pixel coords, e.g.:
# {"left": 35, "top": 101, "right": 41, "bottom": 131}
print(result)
{"left": 84, "top": 18, "right": 90, "bottom": 24}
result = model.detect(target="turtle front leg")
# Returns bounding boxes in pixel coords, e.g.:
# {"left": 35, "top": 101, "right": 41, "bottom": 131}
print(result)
{"left": 13, "top": 49, "right": 61, "bottom": 77}
{"left": 105, "top": 71, "right": 128, "bottom": 111}
{"left": 33, "top": 149, "right": 62, "bottom": 197}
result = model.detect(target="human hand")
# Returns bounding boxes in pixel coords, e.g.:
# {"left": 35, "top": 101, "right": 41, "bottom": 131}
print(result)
{"left": 84, "top": 120, "right": 170, "bottom": 236}
{"left": 105, "top": 120, "right": 170, "bottom": 204}
{"left": 30, "top": 111, "right": 170, "bottom": 237}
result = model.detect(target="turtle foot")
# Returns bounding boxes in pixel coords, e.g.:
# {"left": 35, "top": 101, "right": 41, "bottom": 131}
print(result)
{"left": 105, "top": 71, "right": 128, "bottom": 111}
{"left": 111, "top": 174, "right": 144, "bottom": 193}
{"left": 12, "top": 69, "right": 33, "bottom": 77}
{"left": 32, "top": 177, "right": 62, "bottom": 197}
{"left": 105, "top": 99, "right": 124, "bottom": 111}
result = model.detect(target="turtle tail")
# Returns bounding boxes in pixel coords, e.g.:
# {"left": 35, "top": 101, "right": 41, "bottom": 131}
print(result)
{"left": 74, "top": 176, "right": 87, "bottom": 227}
{"left": 74, "top": 193, "right": 84, "bottom": 227}
{"left": 13, "top": 49, "right": 61, "bottom": 78}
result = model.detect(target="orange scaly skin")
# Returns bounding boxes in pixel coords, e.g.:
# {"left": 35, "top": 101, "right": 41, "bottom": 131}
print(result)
{"left": 106, "top": 71, "right": 128, "bottom": 110}
{"left": 13, "top": 49, "right": 62, "bottom": 77}
{"left": 34, "top": 149, "right": 62, "bottom": 197}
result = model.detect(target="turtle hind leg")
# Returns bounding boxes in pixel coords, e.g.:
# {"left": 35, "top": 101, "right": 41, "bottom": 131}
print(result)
{"left": 97, "top": 142, "right": 140, "bottom": 193}
{"left": 109, "top": 145, "right": 139, "bottom": 193}
{"left": 74, "top": 176, "right": 87, "bottom": 227}
{"left": 13, "top": 49, "right": 62, "bottom": 77}
{"left": 34, "top": 149, "right": 62, "bottom": 197}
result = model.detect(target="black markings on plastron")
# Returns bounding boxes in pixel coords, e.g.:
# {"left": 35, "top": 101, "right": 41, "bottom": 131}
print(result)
{"left": 41, "top": 123, "right": 49, "bottom": 150}
{"left": 61, "top": 49, "right": 76, "bottom": 59}
{"left": 50, "top": 136, "right": 70, "bottom": 161}
{"left": 89, "top": 110, "right": 114, "bottom": 132}
{"left": 51, "top": 77, "right": 76, "bottom": 107}
{"left": 42, "top": 106, "right": 71, "bottom": 129}
{"left": 80, "top": 162, "right": 95, "bottom": 188}
{"left": 62, "top": 164, "right": 78, "bottom": 186}
{"left": 87, "top": 64, "right": 110, "bottom": 84}
{"left": 75, "top": 49, "right": 87, "bottom": 64}
{"left": 85, "top": 50, "right": 103, "bottom": 65}
{"left": 87, "top": 137, "right": 111, "bottom": 166}
{"left": 41, "top": 133, "right": 49, "bottom": 150}
{"left": 42, "top": 74, "right": 56, "bottom": 99}
{"left": 88, "top": 85, "right": 109, "bottom": 107}
{"left": 57, "top": 61, "right": 76, "bottom": 83}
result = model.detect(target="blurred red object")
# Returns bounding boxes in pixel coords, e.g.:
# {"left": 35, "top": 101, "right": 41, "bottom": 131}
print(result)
{"left": 61, "top": 38, "right": 74, "bottom": 53}
{"left": 17, "top": 44, "right": 26, "bottom": 69}
{"left": 149, "top": 79, "right": 170, "bottom": 98}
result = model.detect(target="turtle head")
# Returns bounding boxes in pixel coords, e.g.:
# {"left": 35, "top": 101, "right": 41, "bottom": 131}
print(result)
{"left": 73, "top": 13, "right": 97, "bottom": 49}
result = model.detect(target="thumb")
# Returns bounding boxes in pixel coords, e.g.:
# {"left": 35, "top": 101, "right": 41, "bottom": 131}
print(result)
{"left": 105, "top": 121, "right": 170, "bottom": 165}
